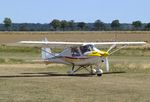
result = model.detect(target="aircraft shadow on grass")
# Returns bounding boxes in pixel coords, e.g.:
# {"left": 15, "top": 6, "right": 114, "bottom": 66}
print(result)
{"left": 0, "top": 71, "right": 126, "bottom": 78}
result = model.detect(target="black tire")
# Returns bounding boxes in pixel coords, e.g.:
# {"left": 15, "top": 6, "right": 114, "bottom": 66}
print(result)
{"left": 97, "top": 74, "right": 102, "bottom": 77}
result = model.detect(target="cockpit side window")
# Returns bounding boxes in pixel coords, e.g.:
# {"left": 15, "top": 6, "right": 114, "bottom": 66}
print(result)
{"left": 71, "top": 47, "right": 81, "bottom": 56}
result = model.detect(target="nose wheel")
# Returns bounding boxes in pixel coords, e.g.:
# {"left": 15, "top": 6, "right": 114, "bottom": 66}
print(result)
{"left": 96, "top": 68, "right": 103, "bottom": 76}
{"left": 91, "top": 68, "right": 103, "bottom": 76}
{"left": 95, "top": 64, "right": 103, "bottom": 76}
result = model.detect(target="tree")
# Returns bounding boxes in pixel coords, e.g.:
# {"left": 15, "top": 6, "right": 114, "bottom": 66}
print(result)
{"left": 94, "top": 20, "right": 105, "bottom": 31}
{"left": 3, "top": 17, "right": 12, "bottom": 31}
{"left": 50, "top": 19, "right": 61, "bottom": 30}
{"left": 19, "top": 23, "right": 28, "bottom": 31}
{"left": 68, "top": 20, "right": 75, "bottom": 31}
{"left": 132, "top": 21, "right": 142, "bottom": 30}
{"left": 144, "top": 23, "right": 150, "bottom": 30}
{"left": 60, "top": 20, "right": 69, "bottom": 31}
{"left": 111, "top": 20, "right": 120, "bottom": 30}
{"left": 77, "top": 22, "right": 86, "bottom": 30}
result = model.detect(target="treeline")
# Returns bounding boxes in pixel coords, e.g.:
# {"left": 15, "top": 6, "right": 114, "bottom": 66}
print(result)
{"left": 1, "top": 18, "right": 150, "bottom": 31}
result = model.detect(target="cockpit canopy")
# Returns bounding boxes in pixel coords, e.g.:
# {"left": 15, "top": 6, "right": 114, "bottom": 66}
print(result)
{"left": 80, "top": 44, "right": 94, "bottom": 54}
{"left": 71, "top": 44, "right": 99, "bottom": 56}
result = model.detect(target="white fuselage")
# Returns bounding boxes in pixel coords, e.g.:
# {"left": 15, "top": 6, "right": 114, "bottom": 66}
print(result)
{"left": 43, "top": 44, "right": 105, "bottom": 66}
{"left": 45, "top": 56, "right": 102, "bottom": 66}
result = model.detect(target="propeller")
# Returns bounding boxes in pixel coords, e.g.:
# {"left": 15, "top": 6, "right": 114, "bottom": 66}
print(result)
{"left": 103, "top": 44, "right": 116, "bottom": 72}
{"left": 107, "top": 44, "right": 116, "bottom": 52}
{"left": 103, "top": 44, "right": 128, "bottom": 72}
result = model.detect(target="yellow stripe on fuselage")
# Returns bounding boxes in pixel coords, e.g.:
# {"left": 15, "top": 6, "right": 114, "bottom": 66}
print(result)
{"left": 87, "top": 51, "right": 109, "bottom": 57}
{"left": 87, "top": 51, "right": 101, "bottom": 57}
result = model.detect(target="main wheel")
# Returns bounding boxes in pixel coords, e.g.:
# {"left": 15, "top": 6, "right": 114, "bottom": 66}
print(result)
{"left": 97, "top": 73, "right": 102, "bottom": 76}
{"left": 96, "top": 69, "right": 103, "bottom": 77}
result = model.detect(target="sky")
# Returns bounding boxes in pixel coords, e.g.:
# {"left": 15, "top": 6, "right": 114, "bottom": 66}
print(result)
{"left": 0, "top": 0, "right": 150, "bottom": 23}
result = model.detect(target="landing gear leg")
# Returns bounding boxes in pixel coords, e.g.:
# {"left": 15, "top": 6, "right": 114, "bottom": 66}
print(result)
{"left": 67, "top": 64, "right": 103, "bottom": 77}
{"left": 67, "top": 64, "right": 75, "bottom": 75}
{"left": 90, "top": 65, "right": 96, "bottom": 75}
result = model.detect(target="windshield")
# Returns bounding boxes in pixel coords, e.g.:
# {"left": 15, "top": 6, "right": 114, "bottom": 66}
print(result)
{"left": 80, "top": 45, "right": 94, "bottom": 54}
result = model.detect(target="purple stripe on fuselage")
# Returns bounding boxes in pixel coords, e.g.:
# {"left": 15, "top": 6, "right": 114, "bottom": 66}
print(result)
{"left": 63, "top": 56, "right": 88, "bottom": 59}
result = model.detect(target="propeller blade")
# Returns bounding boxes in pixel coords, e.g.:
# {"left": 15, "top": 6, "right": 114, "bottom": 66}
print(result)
{"left": 110, "top": 45, "right": 127, "bottom": 55}
{"left": 107, "top": 44, "right": 116, "bottom": 52}
{"left": 105, "top": 57, "right": 109, "bottom": 72}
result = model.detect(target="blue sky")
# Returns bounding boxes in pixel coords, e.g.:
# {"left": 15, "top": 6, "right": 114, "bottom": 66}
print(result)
{"left": 0, "top": 0, "right": 149, "bottom": 23}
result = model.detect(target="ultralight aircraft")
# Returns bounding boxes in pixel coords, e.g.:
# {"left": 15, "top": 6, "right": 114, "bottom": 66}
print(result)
{"left": 19, "top": 38, "right": 146, "bottom": 76}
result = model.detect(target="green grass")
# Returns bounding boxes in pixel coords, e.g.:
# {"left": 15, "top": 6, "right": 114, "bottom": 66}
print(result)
{"left": 0, "top": 45, "right": 40, "bottom": 53}
{"left": 1, "top": 45, "right": 150, "bottom": 65}
{"left": 112, "top": 47, "right": 150, "bottom": 56}
{"left": 0, "top": 46, "right": 41, "bottom": 63}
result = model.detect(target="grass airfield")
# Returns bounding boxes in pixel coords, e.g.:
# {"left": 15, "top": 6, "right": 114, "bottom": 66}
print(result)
{"left": 0, "top": 47, "right": 150, "bottom": 102}
{"left": 0, "top": 31, "right": 150, "bottom": 102}
{"left": 0, "top": 64, "right": 150, "bottom": 102}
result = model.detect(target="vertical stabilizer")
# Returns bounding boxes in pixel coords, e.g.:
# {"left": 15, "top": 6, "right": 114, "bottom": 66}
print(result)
{"left": 42, "top": 47, "right": 53, "bottom": 60}
{"left": 41, "top": 38, "right": 54, "bottom": 60}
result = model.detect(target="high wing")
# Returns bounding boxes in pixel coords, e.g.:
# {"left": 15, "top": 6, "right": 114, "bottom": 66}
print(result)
{"left": 19, "top": 41, "right": 146, "bottom": 45}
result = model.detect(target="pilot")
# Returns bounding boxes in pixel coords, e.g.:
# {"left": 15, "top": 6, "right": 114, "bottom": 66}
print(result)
{"left": 80, "top": 45, "right": 91, "bottom": 54}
